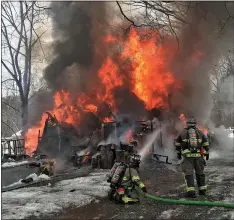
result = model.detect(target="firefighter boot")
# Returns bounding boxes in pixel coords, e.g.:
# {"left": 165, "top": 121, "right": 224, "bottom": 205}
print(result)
{"left": 196, "top": 173, "right": 207, "bottom": 196}
{"left": 199, "top": 189, "right": 206, "bottom": 195}
{"left": 186, "top": 190, "right": 196, "bottom": 198}
{"left": 184, "top": 174, "right": 196, "bottom": 198}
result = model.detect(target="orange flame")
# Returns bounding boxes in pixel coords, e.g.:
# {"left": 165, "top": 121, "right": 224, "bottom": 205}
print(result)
{"left": 25, "top": 27, "right": 203, "bottom": 156}
{"left": 98, "top": 57, "right": 123, "bottom": 109}
{"left": 120, "top": 29, "right": 176, "bottom": 109}
{"left": 103, "top": 117, "right": 114, "bottom": 122}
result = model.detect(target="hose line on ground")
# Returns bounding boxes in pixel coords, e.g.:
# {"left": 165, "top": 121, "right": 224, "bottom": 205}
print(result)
{"left": 144, "top": 193, "right": 234, "bottom": 209}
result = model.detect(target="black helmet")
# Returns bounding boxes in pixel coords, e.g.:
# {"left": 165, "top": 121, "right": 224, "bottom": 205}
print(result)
{"left": 187, "top": 116, "right": 196, "bottom": 127}
{"left": 128, "top": 154, "right": 141, "bottom": 168}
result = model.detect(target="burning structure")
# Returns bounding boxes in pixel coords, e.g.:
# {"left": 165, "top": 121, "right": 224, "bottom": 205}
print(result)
{"left": 24, "top": 2, "right": 232, "bottom": 162}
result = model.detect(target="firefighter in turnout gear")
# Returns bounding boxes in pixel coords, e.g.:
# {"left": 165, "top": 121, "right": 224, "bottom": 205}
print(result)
{"left": 175, "top": 116, "right": 209, "bottom": 198}
{"left": 107, "top": 154, "right": 147, "bottom": 204}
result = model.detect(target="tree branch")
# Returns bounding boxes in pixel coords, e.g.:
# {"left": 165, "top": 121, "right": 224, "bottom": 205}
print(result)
{"left": 1, "top": 78, "right": 15, "bottom": 84}
{"left": 1, "top": 121, "right": 20, "bottom": 140}
{"left": 2, "top": 101, "right": 22, "bottom": 114}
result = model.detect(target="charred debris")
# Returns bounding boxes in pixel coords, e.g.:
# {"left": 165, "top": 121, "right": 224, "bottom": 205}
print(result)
{"left": 32, "top": 112, "right": 156, "bottom": 169}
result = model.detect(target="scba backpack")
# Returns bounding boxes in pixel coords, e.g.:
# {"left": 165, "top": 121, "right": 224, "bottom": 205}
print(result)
{"left": 188, "top": 128, "right": 200, "bottom": 153}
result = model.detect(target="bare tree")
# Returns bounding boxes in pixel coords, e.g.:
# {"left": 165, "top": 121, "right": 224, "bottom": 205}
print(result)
{"left": 115, "top": 1, "right": 188, "bottom": 42}
{"left": 1, "top": 1, "right": 50, "bottom": 135}
{"left": 210, "top": 53, "right": 234, "bottom": 126}
{"left": 1, "top": 95, "right": 21, "bottom": 137}
{"left": 115, "top": 1, "right": 234, "bottom": 46}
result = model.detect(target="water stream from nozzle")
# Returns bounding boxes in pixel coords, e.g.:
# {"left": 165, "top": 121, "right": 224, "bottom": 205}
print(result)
{"left": 139, "top": 127, "right": 163, "bottom": 159}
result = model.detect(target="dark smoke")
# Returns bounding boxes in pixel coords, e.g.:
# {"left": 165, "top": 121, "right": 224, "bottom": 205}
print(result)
{"left": 40, "top": 1, "right": 233, "bottom": 125}
{"left": 28, "top": 90, "right": 54, "bottom": 126}
{"left": 112, "top": 87, "right": 147, "bottom": 118}
{"left": 44, "top": 1, "right": 108, "bottom": 93}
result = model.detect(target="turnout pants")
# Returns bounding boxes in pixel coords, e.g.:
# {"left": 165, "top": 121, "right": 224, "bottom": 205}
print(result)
{"left": 181, "top": 157, "right": 207, "bottom": 192}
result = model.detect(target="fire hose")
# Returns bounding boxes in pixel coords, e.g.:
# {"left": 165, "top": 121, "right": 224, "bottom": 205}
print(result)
{"left": 142, "top": 193, "right": 234, "bottom": 209}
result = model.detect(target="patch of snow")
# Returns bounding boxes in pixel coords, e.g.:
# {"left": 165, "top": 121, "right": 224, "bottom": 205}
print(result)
{"left": 2, "top": 171, "right": 109, "bottom": 219}
{"left": 159, "top": 208, "right": 183, "bottom": 219}
{"left": 11, "top": 130, "right": 22, "bottom": 137}
{"left": 6, "top": 173, "right": 50, "bottom": 188}
{"left": 207, "top": 207, "right": 219, "bottom": 215}
{"left": 220, "top": 211, "right": 234, "bottom": 220}
{"left": 228, "top": 133, "right": 234, "bottom": 138}
{"left": 208, "top": 173, "right": 227, "bottom": 183}
{"left": 159, "top": 210, "right": 174, "bottom": 219}
{"left": 2, "top": 161, "right": 29, "bottom": 168}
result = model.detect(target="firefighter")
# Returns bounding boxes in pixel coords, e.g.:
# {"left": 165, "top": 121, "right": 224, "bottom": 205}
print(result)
{"left": 107, "top": 154, "right": 147, "bottom": 204}
{"left": 29, "top": 157, "right": 55, "bottom": 176}
{"left": 38, "top": 160, "right": 55, "bottom": 176}
{"left": 175, "top": 116, "right": 209, "bottom": 198}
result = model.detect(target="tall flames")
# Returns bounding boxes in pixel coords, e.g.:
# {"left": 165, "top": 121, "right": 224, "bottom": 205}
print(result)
{"left": 25, "top": 28, "right": 199, "bottom": 155}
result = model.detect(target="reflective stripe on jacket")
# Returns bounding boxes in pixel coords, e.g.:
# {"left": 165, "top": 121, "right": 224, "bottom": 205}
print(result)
{"left": 175, "top": 127, "right": 209, "bottom": 158}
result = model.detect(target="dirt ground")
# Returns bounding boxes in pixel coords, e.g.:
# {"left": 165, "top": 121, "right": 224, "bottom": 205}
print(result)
{"left": 54, "top": 155, "right": 234, "bottom": 220}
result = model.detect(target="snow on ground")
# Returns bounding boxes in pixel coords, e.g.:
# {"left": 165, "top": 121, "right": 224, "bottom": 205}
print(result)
{"left": 2, "top": 160, "right": 29, "bottom": 168}
{"left": 228, "top": 133, "right": 234, "bottom": 138}
{"left": 2, "top": 171, "right": 109, "bottom": 219}
{"left": 6, "top": 173, "right": 50, "bottom": 188}
{"left": 158, "top": 207, "right": 183, "bottom": 219}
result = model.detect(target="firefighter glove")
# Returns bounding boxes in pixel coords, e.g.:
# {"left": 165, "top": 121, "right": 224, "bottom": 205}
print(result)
{"left": 177, "top": 153, "right": 182, "bottom": 160}
{"left": 107, "top": 178, "right": 111, "bottom": 183}
{"left": 205, "top": 153, "right": 209, "bottom": 161}
{"left": 142, "top": 187, "right": 147, "bottom": 193}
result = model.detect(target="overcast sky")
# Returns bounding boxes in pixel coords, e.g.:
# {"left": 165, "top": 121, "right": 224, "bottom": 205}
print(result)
{"left": 1, "top": 1, "right": 53, "bottom": 97}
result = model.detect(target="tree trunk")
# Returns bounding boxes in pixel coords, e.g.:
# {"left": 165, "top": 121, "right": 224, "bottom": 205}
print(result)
{"left": 21, "top": 99, "right": 29, "bottom": 137}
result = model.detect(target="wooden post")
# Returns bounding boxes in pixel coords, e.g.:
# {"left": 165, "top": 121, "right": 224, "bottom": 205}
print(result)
{"left": 7, "top": 141, "right": 11, "bottom": 156}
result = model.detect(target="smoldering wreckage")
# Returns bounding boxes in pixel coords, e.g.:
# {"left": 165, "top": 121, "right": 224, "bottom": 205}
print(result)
{"left": 2, "top": 1, "right": 234, "bottom": 218}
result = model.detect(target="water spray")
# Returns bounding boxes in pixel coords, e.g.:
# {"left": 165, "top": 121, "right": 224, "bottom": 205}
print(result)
{"left": 139, "top": 128, "right": 162, "bottom": 159}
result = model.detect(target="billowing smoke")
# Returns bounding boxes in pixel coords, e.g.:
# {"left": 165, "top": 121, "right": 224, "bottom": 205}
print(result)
{"left": 28, "top": 90, "right": 54, "bottom": 126}
{"left": 44, "top": 1, "right": 108, "bottom": 93}
{"left": 112, "top": 87, "right": 147, "bottom": 117}
{"left": 42, "top": 2, "right": 233, "bottom": 122}
{"left": 168, "top": 2, "right": 234, "bottom": 124}
{"left": 25, "top": 2, "right": 233, "bottom": 157}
